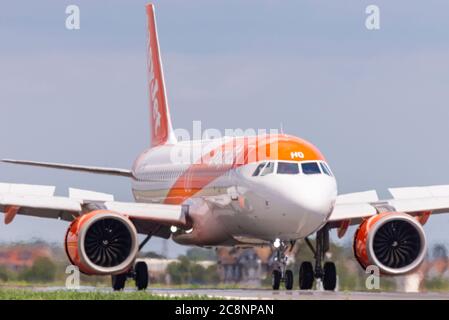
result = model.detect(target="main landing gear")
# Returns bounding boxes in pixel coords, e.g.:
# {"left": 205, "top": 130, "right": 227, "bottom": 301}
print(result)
{"left": 300, "top": 225, "right": 337, "bottom": 291}
{"left": 112, "top": 234, "right": 152, "bottom": 291}
{"left": 111, "top": 261, "right": 149, "bottom": 291}
{"left": 271, "top": 240, "right": 295, "bottom": 290}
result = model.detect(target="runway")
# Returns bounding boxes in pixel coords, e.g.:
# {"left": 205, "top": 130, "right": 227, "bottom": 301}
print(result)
{"left": 32, "top": 287, "right": 449, "bottom": 300}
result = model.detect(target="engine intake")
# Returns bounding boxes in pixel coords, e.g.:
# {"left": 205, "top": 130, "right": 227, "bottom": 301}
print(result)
{"left": 354, "top": 212, "right": 426, "bottom": 275}
{"left": 65, "top": 210, "right": 138, "bottom": 275}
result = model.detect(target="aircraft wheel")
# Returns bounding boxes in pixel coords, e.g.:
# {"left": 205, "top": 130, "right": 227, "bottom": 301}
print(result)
{"left": 272, "top": 270, "right": 281, "bottom": 290}
{"left": 299, "top": 261, "right": 314, "bottom": 290}
{"left": 135, "top": 261, "right": 149, "bottom": 291}
{"left": 323, "top": 262, "right": 337, "bottom": 291}
{"left": 112, "top": 273, "right": 127, "bottom": 291}
{"left": 285, "top": 270, "right": 293, "bottom": 290}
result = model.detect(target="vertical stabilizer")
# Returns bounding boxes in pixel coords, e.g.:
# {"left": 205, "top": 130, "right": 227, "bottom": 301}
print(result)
{"left": 146, "top": 4, "right": 177, "bottom": 147}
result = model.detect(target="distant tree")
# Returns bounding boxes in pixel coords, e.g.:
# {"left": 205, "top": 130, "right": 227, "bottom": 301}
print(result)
{"left": 167, "top": 256, "right": 192, "bottom": 284}
{"left": 140, "top": 251, "right": 166, "bottom": 259}
{"left": 204, "top": 265, "right": 220, "bottom": 284}
{"left": 432, "top": 244, "right": 448, "bottom": 261}
{"left": 0, "top": 266, "right": 9, "bottom": 282}
{"left": 186, "top": 248, "right": 216, "bottom": 261}
{"left": 19, "top": 257, "right": 57, "bottom": 283}
{"left": 167, "top": 256, "right": 219, "bottom": 285}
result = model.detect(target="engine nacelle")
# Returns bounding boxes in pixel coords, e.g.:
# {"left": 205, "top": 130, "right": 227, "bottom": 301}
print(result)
{"left": 65, "top": 210, "right": 138, "bottom": 275}
{"left": 353, "top": 212, "right": 426, "bottom": 275}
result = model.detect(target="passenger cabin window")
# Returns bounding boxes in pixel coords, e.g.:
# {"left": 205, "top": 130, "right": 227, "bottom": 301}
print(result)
{"left": 320, "top": 162, "right": 332, "bottom": 176}
{"left": 252, "top": 162, "right": 266, "bottom": 176}
{"left": 277, "top": 162, "right": 299, "bottom": 174}
{"left": 302, "top": 162, "right": 321, "bottom": 175}
{"left": 261, "top": 162, "right": 275, "bottom": 176}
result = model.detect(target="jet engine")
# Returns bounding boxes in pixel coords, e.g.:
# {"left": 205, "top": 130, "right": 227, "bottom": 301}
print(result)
{"left": 65, "top": 210, "right": 138, "bottom": 275}
{"left": 353, "top": 212, "right": 426, "bottom": 275}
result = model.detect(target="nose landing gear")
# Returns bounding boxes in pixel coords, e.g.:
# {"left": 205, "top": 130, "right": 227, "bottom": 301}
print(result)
{"left": 300, "top": 225, "right": 337, "bottom": 291}
{"left": 271, "top": 240, "right": 295, "bottom": 290}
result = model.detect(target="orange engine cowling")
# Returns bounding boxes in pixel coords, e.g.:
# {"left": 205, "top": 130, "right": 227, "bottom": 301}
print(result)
{"left": 65, "top": 210, "right": 138, "bottom": 275}
{"left": 353, "top": 212, "right": 427, "bottom": 275}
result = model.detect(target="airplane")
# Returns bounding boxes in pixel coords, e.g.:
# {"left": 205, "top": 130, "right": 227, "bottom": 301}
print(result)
{"left": 1, "top": 3, "right": 448, "bottom": 291}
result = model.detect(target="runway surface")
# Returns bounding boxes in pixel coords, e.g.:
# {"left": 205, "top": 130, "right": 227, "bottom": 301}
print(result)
{"left": 32, "top": 287, "right": 449, "bottom": 300}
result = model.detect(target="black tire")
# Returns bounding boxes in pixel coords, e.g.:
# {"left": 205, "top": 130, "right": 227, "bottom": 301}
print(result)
{"left": 285, "top": 270, "right": 293, "bottom": 290}
{"left": 112, "top": 273, "right": 127, "bottom": 291}
{"left": 323, "top": 262, "right": 337, "bottom": 291}
{"left": 299, "top": 261, "right": 314, "bottom": 290}
{"left": 272, "top": 270, "right": 281, "bottom": 290}
{"left": 135, "top": 261, "right": 149, "bottom": 291}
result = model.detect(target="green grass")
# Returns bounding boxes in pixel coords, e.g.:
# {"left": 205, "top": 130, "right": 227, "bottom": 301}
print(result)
{"left": 0, "top": 288, "right": 215, "bottom": 300}
{"left": 0, "top": 280, "right": 247, "bottom": 290}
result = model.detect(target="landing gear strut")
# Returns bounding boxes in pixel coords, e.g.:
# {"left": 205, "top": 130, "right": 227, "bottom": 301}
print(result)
{"left": 300, "top": 225, "right": 337, "bottom": 291}
{"left": 271, "top": 240, "right": 295, "bottom": 290}
{"left": 111, "top": 234, "right": 152, "bottom": 291}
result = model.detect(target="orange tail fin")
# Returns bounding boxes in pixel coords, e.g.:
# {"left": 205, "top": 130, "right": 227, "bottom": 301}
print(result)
{"left": 146, "top": 4, "right": 176, "bottom": 147}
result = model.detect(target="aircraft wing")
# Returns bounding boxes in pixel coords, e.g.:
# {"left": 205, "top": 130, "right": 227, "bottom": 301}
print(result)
{"left": 0, "top": 183, "right": 188, "bottom": 238}
{"left": 329, "top": 185, "right": 449, "bottom": 228}
{"left": 2, "top": 159, "right": 133, "bottom": 177}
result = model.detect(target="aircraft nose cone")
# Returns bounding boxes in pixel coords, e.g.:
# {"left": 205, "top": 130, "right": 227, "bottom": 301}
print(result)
{"left": 298, "top": 181, "right": 336, "bottom": 216}
{"left": 279, "top": 175, "right": 337, "bottom": 217}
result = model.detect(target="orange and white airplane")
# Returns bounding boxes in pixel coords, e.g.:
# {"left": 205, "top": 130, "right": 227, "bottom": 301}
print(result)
{"left": 1, "top": 4, "right": 447, "bottom": 291}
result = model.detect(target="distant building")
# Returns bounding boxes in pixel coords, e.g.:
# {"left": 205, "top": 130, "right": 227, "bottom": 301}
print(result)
{"left": 216, "top": 247, "right": 273, "bottom": 285}
{"left": 0, "top": 244, "right": 53, "bottom": 271}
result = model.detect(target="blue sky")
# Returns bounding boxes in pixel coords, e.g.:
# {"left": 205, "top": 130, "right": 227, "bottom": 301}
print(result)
{"left": 1, "top": 1, "right": 449, "bottom": 257}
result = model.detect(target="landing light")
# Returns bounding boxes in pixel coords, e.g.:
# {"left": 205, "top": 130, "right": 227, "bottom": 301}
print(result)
{"left": 170, "top": 226, "right": 178, "bottom": 233}
{"left": 273, "top": 238, "right": 281, "bottom": 248}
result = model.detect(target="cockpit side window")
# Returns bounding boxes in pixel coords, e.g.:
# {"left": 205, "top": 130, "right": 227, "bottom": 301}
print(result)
{"left": 260, "top": 162, "right": 275, "bottom": 176}
{"left": 252, "top": 162, "right": 266, "bottom": 176}
{"left": 323, "top": 162, "right": 333, "bottom": 176}
{"left": 320, "top": 162, "right": 332, "bottom": 176}
{"left": 277, "top": 162, "right": 299, "bottom": 174}
{"left": 302, "top": 162, "right": 321, "bottom": 175}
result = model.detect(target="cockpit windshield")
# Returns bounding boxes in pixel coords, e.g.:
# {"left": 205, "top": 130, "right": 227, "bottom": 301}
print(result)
{"left": 252, "top": 162, "right": 266, "bottom": 176}
{"left": 260, "top": 162, "right": 275, "bottom": 176}
{"left": 277, "top": 162, "right": 299, "bottom": 174}
{"left": 320, "top": 162, "right": 332, "bottom": 176}
{"left": 301, "top": 162, "right": 321, "bottom": 175}
{"left": 252, "top": 161, "right": 333, "bottom": 177}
